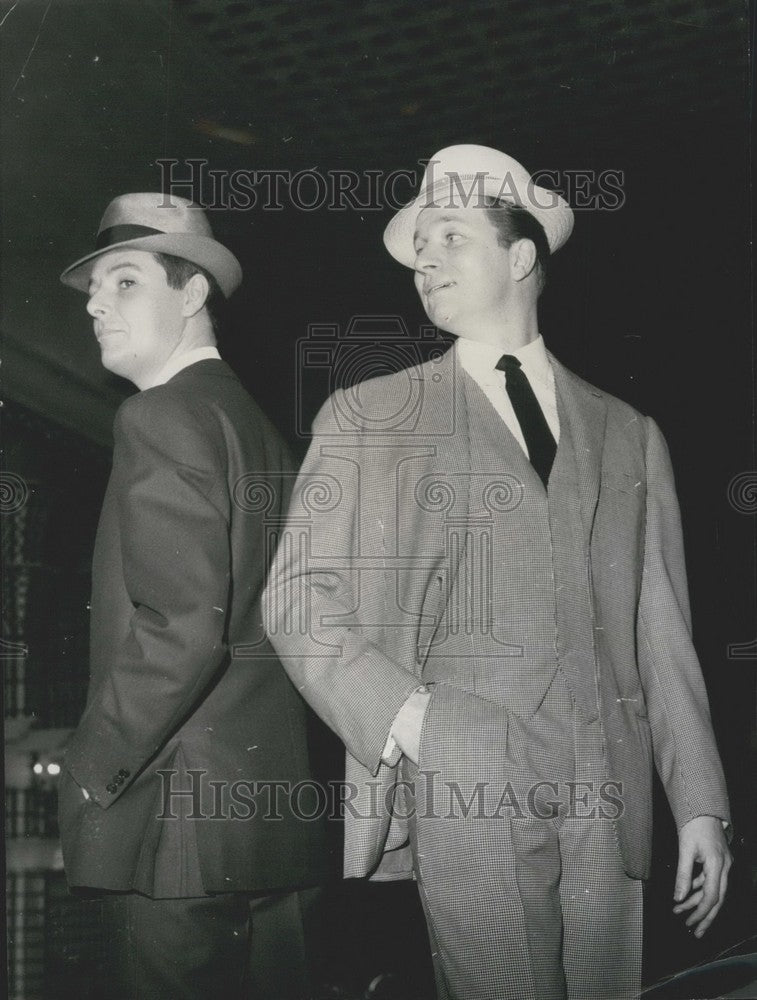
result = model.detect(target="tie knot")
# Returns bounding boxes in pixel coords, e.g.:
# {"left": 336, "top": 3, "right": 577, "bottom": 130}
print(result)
{"left": 496, "top": 354, "right": 521, "bottom": 373}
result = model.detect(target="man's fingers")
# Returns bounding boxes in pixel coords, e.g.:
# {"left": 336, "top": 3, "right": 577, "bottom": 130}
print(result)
{"left": 673, "top": 889, "right": 702, "bottom": 914}
{"left": 695, "top": 856, "right": 733, "bottom": 938}
{"left": 684, "top": 853, "right": 731, "bottom": 935}
{"left": 700, "top": 861, "right": 733, "bottom": 935}
{"left": 721, "top": 856, "right": 732, "bottom": 899}
{"left": 693, "top": 887, "right": 726, "bottom": 938}
{"left": 684, "top": 876, "right": 718, "bottom": 927}
{"left": 674, "top": 847, "right": 694, "bottom": 901}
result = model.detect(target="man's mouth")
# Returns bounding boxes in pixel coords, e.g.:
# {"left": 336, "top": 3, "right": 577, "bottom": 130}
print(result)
{"left": 425, "top": 281, "right": 455, "bottom": 296}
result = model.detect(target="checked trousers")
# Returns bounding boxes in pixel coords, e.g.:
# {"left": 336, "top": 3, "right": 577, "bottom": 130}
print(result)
{"left": 402, "top": 671, "right": 643, "bottom": 1000}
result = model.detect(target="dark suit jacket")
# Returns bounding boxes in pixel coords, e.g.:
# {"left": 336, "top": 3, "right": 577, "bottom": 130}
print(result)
{"left": 59, "top": 359, "right": 327, "bottom": 896}
{"left": 264, "top": 346, "right": 730, "bottom": 882}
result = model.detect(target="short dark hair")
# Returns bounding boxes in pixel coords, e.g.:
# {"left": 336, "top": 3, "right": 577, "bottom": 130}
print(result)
{"left": 483, "top": 197, "right": 550, "bottom": 293}
{"left": 151, "top": 251, "right": 221, "bottom": 332}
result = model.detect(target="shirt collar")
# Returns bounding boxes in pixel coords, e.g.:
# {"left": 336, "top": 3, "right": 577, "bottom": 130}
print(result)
{"left": 456, "top": 334, "right": 552, "bottom": 386}
{"left": 145, "top": 345, "right": 221, "bottom": 389}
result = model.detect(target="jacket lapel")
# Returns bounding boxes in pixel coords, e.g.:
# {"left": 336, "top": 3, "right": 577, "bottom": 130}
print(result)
{"left": 550, "top": 353, "right": 607, "bottom": 543}
{"left": 414, "top": 346, "right": 472, "bottom": 665}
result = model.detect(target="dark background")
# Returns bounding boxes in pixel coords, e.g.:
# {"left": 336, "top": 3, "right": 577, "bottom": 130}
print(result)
{"left": 2, "top": 0, "right": 754, "bottom": 996}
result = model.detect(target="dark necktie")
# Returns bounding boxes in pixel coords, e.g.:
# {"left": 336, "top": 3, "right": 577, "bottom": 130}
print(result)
{"left": 495, "top": 354, "right": 557, "bottom": 488}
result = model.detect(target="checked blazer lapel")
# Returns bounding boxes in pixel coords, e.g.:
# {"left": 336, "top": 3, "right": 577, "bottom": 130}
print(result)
{"left": 550, "top": 353, "right": 607, "bottom": 545}
{"left": 413, "top": 347, "right": 473, "bottom": 666}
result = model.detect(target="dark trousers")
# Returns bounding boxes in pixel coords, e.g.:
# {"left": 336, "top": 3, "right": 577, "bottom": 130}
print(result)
{"left": 97, "top": 889, "right": 317, "bottom": 1000}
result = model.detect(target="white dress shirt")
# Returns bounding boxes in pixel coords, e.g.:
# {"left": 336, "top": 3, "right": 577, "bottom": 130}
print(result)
{"left": 456, "top": 334, "right": 560, "bottom": 452}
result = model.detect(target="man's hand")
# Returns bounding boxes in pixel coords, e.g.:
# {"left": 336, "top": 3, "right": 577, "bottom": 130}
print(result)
{"left": 390, "top": 688, "right": 432, "bottom": 765}
{"left": 673, "top": 815, "right": 731, "bottom": 937}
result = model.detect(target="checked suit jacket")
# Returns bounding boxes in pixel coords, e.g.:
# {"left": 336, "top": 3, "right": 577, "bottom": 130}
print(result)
{"left": 59, "top": 359, "right": 327, "bottom": 897}
{"left": 264, "top": 344, "right": 730, "bottom": 882}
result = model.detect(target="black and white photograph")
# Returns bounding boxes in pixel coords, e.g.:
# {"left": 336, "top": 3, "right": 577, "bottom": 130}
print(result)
{"left": 2, "top": 1, "right": 755, "bottom": 998}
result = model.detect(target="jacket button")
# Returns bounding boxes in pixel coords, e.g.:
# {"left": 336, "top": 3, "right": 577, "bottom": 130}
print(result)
{"left": 106, "top": 783, "right": 118, "bottom": 794}
{"left": 118, "top": 769, "right": 130, "bottom": 778}
{"left": 115, "top": 774, "right": 124, "bottom": 785}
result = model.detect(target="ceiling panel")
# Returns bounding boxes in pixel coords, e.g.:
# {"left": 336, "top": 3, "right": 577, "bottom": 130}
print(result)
{"left": 1, "top": 0, "right": 749, "bottom": 446}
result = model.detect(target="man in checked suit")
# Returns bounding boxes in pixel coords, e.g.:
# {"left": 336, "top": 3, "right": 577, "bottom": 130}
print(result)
{"left": 264, "top": 145, "right": 731, "bottom": 999}
{"left": 58, "top": 193, "right": 326, "bottom": 999}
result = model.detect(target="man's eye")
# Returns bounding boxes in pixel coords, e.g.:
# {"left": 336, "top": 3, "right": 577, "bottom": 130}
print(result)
{"left": 445, "top": 232, "right": 462, "bottom": 243}
{"left": 118, "top": 279, "right": 135, "bottom": 289}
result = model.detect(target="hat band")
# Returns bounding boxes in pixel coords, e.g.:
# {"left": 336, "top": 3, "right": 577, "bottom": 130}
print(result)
{"left": 95, "top": 224, "right": 164, "bottom": 250}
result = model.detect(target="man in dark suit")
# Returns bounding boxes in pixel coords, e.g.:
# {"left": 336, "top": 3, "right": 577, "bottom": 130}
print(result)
{"left": 58, "top": 193, "right": 327, "bottom": 999}
{"left": 264, "top": 146, "right": 731, "bottom": 999}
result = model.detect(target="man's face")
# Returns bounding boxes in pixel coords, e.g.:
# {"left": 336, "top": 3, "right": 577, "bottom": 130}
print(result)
{"left": 86, "top": 249, "right": 186, "bottom": 388}
{"left": 412, "top": 204, "right": 514, "bottom": 339}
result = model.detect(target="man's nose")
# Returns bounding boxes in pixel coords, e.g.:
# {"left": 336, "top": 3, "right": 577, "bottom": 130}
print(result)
{"left": 414, "top": 245, "right": 439, "bottom": 271}
{"left": 86, "top": 290, "right": 108, "bottom": 317}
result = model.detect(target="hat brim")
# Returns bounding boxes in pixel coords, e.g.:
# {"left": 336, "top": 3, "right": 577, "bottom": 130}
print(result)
{"left": 383, "top": 176, "right": 574, "bottom": 268}
{"left": 60, "top": 233, "right": 242, "bottom": 298}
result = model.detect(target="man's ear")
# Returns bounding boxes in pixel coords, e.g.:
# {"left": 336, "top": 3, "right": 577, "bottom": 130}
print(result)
{"left": 509, "top": 239, "right": 538, "bottom": 282}
{"left": 182, "top": 272, "right": 210, "bottom": 318}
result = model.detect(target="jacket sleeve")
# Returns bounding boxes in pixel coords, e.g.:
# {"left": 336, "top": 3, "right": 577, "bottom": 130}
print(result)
{"left": 262, "top": 393, "right": 421, "bottom": 775}
{"left": 636, "top": 416, "right": 730, "bottom": 830}
{"left": 64, "top": 391, "right": 231, "bottom": 807}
